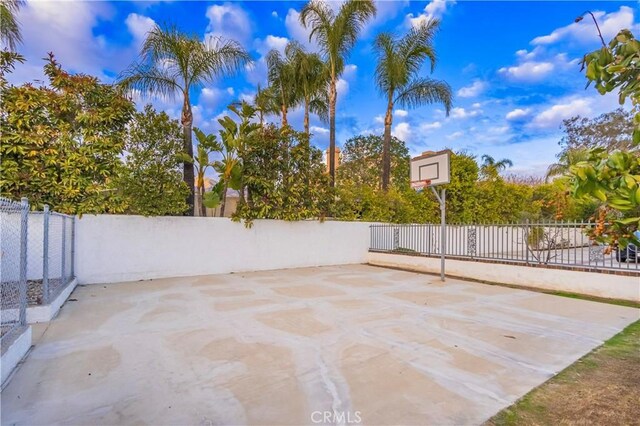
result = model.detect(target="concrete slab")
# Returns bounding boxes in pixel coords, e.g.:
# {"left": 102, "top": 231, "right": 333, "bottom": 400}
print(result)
{"left": 1, "top": 265, "right": 638, "bottom": 425}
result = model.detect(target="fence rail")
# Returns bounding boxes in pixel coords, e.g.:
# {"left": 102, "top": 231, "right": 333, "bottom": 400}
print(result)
{"left": 369, "top": 222, "right": 639, "bottom": 274}
{"left": 1, "top": 198, "right": 76, "bottom": 349}
{"left": 1, "top": 197, "right": 29, "bottom": 351}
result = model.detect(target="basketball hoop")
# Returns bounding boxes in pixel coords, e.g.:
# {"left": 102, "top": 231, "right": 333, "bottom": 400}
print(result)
{"left": 410, "top": 179, "right": 431, "bottom": 190}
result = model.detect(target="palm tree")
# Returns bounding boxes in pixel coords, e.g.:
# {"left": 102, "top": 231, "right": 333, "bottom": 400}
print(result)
{"left": 253, "top": 84, "right": 279, "bottom": 127}
{"left": 266, "top": 44, "right": 300, "bottom": 128}
{"left": 118, "top": 24, "right": 251, "bottom": 215}
{"left": 288, "top": 42, "right": 329, "bottom": 137}
{"left": 374, "top": 20, "right": 452, "bottom": 191}
{"left": 192, "top": 128, "right": 221, "bottom": 216}
{"left": 300, "top": 0, "right": 377, "bottom": 186}
{"left": 480, "top": 154, "right": 513, "bottom": 180}
{"left": 0, "top": 0, "right": 23, "bottom": 52}
{"left": 545, "top": 148, "right": 590, "bottom": 182}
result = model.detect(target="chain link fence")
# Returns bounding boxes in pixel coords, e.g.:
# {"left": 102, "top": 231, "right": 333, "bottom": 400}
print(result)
{"left": 1, "top": 197, "right": 29, "bottom": 351}
{"left": 1, "top": 198, "right": 76, "bottom": 350}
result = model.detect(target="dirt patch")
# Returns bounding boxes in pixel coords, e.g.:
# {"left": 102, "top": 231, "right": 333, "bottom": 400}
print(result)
{"left": 487, "top": 320, "right": 640, "bottom": 425}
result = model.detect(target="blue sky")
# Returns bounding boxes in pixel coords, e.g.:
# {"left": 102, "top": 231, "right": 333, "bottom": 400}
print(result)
{"left": 11, "top": 0, "right": 639, "bottom": 175}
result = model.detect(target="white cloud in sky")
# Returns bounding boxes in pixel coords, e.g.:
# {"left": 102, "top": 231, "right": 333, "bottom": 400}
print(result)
{"left": 531, "top": 98, "right": 592, "bottom": 129}
{"left": 498, "top": 61, "right": 554, "bottom": 82}
{"left": 285, "top": 8, "right": 318, "bottom": 51}
{"left": 392, "top": 122, "right": 411, "bottom": 141}
{"left": 374, "top": 115, "right": 384, "bottom": 124}
{"left": 532, "top": 6, "right": 638, "bottom": 46}
{"left": 271, "top": 11, "right": 278, "bottom": 18}
{"left": 254, "top": 34, "right": 289, "bottom": 56}
{"left": 446, "top": 131, "right": 464, "bottom": 140}
{"left": 450, "top": 107, "right": 481, "bottom": 119}
{"left": 125, "top": 13, "right": 156, "bottom": 46}
{"left": 457, "top": 80, "right": 487, "bottom": 98}
{"left": 406, "top": 0, "right": 456, "bottom": 28}
{"left": 420, "top": 121, "right": 442, "bottom": 131}
{"left": 205, "top": 3, "right": 252, "bottom": 47}
{"left": 505, "top": 108, "right": 531, "bottom": 120}
{"left": 310, "top": 125, "right": 329, "bottom": 135}
{"left": 394, "top": 109, "right": 409, "bottom": 118}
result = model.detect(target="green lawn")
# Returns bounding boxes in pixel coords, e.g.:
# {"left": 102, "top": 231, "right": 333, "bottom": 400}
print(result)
{"left": 487, "top": 320, "right": 640, "bottom": 425}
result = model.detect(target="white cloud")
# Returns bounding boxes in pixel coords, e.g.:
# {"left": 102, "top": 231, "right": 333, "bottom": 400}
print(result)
{"left": 310, "top": 125, "right": 329, "bottom": 134}
{"left": 392, "top": 122, "right": 411, "bottom": 141}
{"left": 12, "top": 1, "right": 123, "bottom": 82}
{"left": 532, "top": 6, "right": 638, "bottom": 46}
{"left": 374, "top": 115, "right": 384, "bottom": 124}
{"left": 457, "top": 80, "right": 487, "bottom": 98}
{"left": 394, "top": 109, "right": 409, "bottom": 118}
{"left": 406, "top": 0, "right": 456, "bottom": 28}
{"left": 254, "top": 35, "right": 289, "bottom": 56}
{"left": 125, "top": 13, "right": 155, "bottom": 46}
{"left": 450, "top": 107, "right": 481, "bottom": 119}
{"left": 271, "top": 11, "right": 278, "bottom": 18}
{"left": 531, "top": 98, "right": 592, "bottom": 129}
{"left": 343, "top": 64, "right": 358, "bottom": 79}
{"left": 447, "top": 131, "right": 464, "bottom": 140}
{"left": 420, "top": 121, "right": 442, "bottom": 131}
{"left": 336, "top": 78, "right": 349, "bottom": 99}
{"left": 205, "top": 3, "right": 252, "bottom": 46}
{"left": 498, "top": 61, "right": 554, "bottom": 81}
{"left": 506, "top": 108, "right": 531, "bottom": 120}
{"left": 285, "top": 8, "right": 318, "bottom": 51}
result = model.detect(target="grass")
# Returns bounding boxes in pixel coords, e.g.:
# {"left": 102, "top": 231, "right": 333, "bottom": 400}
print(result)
{"left": 486, "top": 320, "right": 640, "bottom": 426}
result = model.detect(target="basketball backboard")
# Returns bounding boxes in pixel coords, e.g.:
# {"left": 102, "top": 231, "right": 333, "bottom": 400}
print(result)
{"left": 410, "top": 149, "right": 451, "bottom": 189}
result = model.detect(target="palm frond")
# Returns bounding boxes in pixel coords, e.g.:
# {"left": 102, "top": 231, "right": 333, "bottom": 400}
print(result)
{"left": 0, "top": 0, "right": 23, "bottom": 51}
{"left": 118, "top": 62, "right": 181, "bottom": 99}
{"left": 394, "top": 77, "right": 452, "bottom": 113}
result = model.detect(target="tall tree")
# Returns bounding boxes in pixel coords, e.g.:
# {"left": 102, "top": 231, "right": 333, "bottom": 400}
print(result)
{"left": 480, "top": 155, "right": 513, "bottom": 181}
{"left": 266, "top": 44, "right": 299, "bottom": 127}
{"left": 118, "top": 24, "right": 250, "bottom": 215}
{"left": 373, "top": 20, "right": 452, "bottom": 191}
{"left": 0, "top": 55, "right": 135, "bottom": 214}
{"left": 559, "top": 109, "right": 635, "bottom": 154}
{"left": 338, "top": 134, "right": 410, "bottom": 189}
{"left": 0, "top": 0, "right": 23, "bottom": 52}
{"left": 300, "top": 0, "right": 377, "bottom": 186}
{"left": 289, "top": 42, "right": 329, "bottom": 137}
{"left": 545, "top": 148, "right": 590, "bottom": 182}
{"left": 117, "top": 105, "right": 189, "bottom": 216}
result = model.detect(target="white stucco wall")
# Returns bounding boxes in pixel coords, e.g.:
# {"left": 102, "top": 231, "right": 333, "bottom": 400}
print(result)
{"left": 74, "top": 216, "right": 372, "bottom": 284}
{"left": 367, "top": 252, "right": 640, "bottom": 302}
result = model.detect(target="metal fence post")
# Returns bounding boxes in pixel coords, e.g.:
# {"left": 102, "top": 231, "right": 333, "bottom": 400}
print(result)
{"left": 42, "top": 204, "right": 50, "bottom": 304}
{"left": 19, "top": 197, "right": 29, "bottom": 325}
{"left": 61, "top": 216, "right": 67, "bottom": 287}
{"left": 525, "top": 218, "right": 530, "bottom": 265}
{"left": 70, "top": 216, "right": 75, "bottom": 279}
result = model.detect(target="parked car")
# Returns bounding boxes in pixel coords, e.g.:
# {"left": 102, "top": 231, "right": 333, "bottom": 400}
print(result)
{"left": 616, "top": 230, "right": 640, "bottom": 263}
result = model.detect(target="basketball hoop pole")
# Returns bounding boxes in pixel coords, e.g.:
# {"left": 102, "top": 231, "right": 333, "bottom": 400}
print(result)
{"left": 430, "top": 187, "right": 446, "bottom": 282}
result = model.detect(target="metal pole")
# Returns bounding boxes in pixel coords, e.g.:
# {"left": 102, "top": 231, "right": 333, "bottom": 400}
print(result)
{"left": 19, "top": 198, "right": 29, "bottom": 325}
{"left": 61, "top": 216, "right": 67, "bottom": 287}
{"left": 42, "top": 204, "right": 50, "bottom": 304}
{"left": 70, "top": 216, "right": 75, "bottom": 279}
{"left": 440, "top": 189, "right": 446, "bottom": 282}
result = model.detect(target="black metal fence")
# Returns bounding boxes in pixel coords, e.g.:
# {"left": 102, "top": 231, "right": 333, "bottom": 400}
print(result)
{"left": 370, "top": 222, "right": 639, "bottom": 273}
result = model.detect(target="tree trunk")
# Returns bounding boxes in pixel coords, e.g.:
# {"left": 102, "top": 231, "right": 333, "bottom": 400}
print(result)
{"left": 381, "top": 98, "right": 393, "bottom": 191}
{"left": 281, "top": 102, "right": 288, "bottom": 127}
{"left": 197, "top": 178, "right": 205, "bottom": 217}
{"left": 220, "top": 182, "right": 228, "bottom": 217}
{"left": 181, "top": 93, "right": 195, "bottom": 216}
{"left": 304, "top": 96, "right": 310, "bottom": 137}
{"left": 328, "top": 77, "right": 337, "bottom": 187}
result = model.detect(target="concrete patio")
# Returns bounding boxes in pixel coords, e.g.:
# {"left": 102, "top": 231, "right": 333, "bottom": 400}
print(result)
{"left": 1, "top": 264, "right": 638, "bottom": 425}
